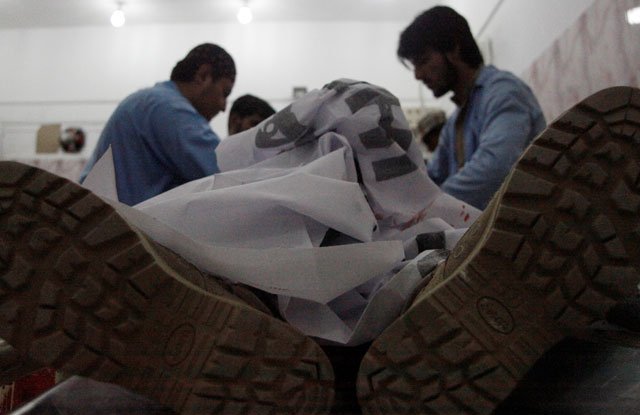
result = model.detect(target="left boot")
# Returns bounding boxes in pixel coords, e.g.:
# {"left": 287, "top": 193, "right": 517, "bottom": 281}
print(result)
{"left": 357, "top": 86, "right": 640, "bottom": 414}
{"left": 0, "top": 161, "right": 335, "bottom": 415}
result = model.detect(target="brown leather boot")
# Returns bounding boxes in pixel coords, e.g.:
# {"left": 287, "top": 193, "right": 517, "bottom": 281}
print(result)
{"left": 357, "top": 86, "right": 640, "bottom": 414}
{"left": 0, "top": 244, "right": 276, "bottom": 388}
{"left": 0, "top": 161, "right": 334, "bottom": 414}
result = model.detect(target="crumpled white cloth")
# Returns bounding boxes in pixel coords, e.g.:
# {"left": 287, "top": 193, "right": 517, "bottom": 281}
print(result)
{"left": 83, "top": 79, "right": 481, "bottom": 345}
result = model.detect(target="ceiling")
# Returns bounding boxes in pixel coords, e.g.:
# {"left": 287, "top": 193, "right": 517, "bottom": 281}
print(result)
{"left": 0, "top": 0, "right": 498, "bottom": 33}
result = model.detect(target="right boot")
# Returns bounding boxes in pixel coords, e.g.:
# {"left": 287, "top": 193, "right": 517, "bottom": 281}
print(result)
{"left": 357, "top": 86, "right": 640, "bottom": 414}
{"left": 0, "top": 161, "right": 335, "bottom": 414}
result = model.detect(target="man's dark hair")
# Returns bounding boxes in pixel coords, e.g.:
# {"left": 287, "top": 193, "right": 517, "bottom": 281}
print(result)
{"left": 398, "top": 6, "right": 483, "bottom": 68}
{"left": 170, "top": 43, "right": 236, "bottom": 82}
{"left": 230, "top": 94, "right": 276, "bottom": 119}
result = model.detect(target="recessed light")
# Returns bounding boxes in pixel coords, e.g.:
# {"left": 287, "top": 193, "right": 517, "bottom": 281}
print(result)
{"left": 627, "top": 6, "right": 640, "bottom": 25}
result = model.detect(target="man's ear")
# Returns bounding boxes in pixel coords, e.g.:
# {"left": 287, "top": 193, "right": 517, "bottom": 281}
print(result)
{"left": 445, "top": 44, "right": 462, "bottom": 65}
{"left": 194, "top": 63, "right": 213, "bottom": 85}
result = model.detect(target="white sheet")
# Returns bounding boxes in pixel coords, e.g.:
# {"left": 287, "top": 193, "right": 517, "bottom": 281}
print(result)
{"left": 82, "top": 79, "right": 481, "bottom": 345}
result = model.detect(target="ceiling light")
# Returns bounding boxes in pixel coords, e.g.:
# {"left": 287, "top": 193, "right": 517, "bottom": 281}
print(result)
{"left": 111, "top": 3, "right": 125, "bottom": 28}
{"left": 237, "top": 1, "right": 253, "bottom": 24}
{"left": 628, "top": 6, "right": 640, "bottom": 25}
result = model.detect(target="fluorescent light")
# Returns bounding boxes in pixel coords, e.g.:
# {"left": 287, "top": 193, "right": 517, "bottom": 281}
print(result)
{"left": 111, "top": 9, "right": 125, "bottom": 27}
{"left": 237, "top": 5, "right": 253, "bottom": 24}
{"left": 627, "top": 6, "right": 640, "bottom": 25}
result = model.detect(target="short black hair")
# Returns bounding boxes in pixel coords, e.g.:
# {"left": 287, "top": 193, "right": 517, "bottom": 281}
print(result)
{"left": 230, "top": 94, "right": 276, "bottom": 119}
{"left": 398, "top": 6, "right": 483, "bottom": 68}
{"left": 170, "top": 43, "right": 236, "bottom": 82}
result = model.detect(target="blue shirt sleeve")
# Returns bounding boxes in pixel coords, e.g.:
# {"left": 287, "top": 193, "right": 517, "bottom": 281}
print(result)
{"left": 440, "top": 81, "right": 538, "bottom": 209}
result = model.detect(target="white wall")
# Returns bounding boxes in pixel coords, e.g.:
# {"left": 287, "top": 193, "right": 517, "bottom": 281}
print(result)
{"left": 0, "top": 0, "right": 597, "bottom": 158}
{"left": 0, "top": 21, "right": 432, "bottom": 158}
{"left": 479, "top": 0, "right": 596, "bottom": 75}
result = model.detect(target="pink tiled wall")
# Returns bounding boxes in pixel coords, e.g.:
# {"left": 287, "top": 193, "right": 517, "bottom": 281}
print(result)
{"left": 522, "top": 0, "right": 640, "bottom": 121}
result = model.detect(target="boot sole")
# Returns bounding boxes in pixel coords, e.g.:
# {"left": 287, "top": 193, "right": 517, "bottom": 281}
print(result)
{"left": 0, "top": 161, "right": 334, "bottom": 414}
{"left": 357, "top": 86, "right": 640, "bottom": 414}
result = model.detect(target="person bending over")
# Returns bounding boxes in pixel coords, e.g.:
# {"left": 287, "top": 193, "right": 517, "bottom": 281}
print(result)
{"left": 398, "top": 6, "right": 546, "bottom": 209}
{"left": 79, "top": 43, "right": 236, "bottom": 205}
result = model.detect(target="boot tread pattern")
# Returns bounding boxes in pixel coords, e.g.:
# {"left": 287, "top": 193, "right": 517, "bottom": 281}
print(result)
{"left": 0, "top": 161, "right": 334, "bottom": 414}
{"left": 358, "top": 86, "right": 640, "bottom": 414}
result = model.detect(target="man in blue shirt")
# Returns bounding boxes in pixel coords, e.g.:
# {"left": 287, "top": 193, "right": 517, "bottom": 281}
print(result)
{"left": 79, "top": 43, "right": 235, "bottom": 205}
{"left": 398, "top": 6, "right": 546, "bottom": 209}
